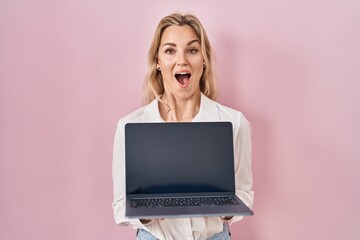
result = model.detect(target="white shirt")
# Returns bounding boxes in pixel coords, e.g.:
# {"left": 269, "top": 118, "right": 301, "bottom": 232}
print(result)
{"left": 112, "top": 94, "right": 254, "bottom": 240}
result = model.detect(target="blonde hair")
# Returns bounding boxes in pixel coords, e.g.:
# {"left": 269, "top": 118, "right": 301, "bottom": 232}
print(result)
{"left": 143, "top": 13, "right": 217, "bottom": 104}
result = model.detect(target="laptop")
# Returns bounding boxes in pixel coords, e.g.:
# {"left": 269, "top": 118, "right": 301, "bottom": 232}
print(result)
{"left": 125, "top": 122, "right": 253, "bottom": 219}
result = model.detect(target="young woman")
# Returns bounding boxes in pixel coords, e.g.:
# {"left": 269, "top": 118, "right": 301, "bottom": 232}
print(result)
{"left": 112, "top": 13, "right": 254, "bottom": 240}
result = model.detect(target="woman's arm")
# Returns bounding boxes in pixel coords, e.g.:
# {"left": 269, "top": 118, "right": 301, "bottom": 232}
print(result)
{"left": 112, "top": 120, "right": 147, "bottom": 228}
{"left": 230, "top": 113, "right": 254, "bottom": 224}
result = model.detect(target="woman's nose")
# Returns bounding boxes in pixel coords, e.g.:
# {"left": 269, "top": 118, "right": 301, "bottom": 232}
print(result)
{"left": 176, "top": 52, "right": 188, "bottom": 65}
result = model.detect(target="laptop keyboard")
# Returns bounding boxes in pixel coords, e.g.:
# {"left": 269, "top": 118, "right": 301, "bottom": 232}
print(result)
{"left": 131, "top": 196, "right": 238, "bottom": 208}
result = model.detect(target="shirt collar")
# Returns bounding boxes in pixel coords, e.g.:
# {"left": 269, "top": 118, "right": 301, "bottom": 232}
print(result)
{"left": 142, "top": 93, "right": 220, "bottom": 122}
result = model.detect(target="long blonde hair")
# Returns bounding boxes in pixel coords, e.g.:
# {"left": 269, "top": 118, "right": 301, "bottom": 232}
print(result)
{"left": 143, "top": 13, "right": 217, "bottom": 104}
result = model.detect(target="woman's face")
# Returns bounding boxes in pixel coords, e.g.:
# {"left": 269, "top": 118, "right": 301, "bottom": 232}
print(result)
{"left": 157, "top": 25, "right": 204, "bottom": 100}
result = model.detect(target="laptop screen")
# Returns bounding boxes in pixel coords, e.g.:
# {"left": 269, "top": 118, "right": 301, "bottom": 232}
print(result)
{"left": 125, "top": 122, "right": 235, "bottom": 195}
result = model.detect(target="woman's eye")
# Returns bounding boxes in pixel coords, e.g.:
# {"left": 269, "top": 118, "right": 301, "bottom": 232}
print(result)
{"left": 165, "top": 49, "right": 175, "bottom": 54}
{"left": 188, "top": 48, "right": 198, "bottom": 54}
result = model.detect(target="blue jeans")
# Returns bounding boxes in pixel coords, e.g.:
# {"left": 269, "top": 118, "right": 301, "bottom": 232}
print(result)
{"left": 136, "top": 223, "right": 231, "bottom": 240}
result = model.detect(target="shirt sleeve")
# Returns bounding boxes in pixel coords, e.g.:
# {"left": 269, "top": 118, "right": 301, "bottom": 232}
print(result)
{"left": 111, "top": 120, "right": 147, "bottom": 229}
{"left": 230, "top": 113, "right": 254, "bottom": 224}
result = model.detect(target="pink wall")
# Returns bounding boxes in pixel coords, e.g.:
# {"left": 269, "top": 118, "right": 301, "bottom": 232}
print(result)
{"left": 1, "top": 1, "right": 359, "bottom": 239}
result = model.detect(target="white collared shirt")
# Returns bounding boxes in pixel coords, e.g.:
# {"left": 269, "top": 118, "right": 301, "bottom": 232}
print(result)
{"left": 112, "top": 94, "right": 254, "bottom": 240}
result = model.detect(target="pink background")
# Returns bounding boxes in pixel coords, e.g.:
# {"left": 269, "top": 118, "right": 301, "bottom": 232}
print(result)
{"left": 1, "top": 1, "right": 359, "bottom": 239}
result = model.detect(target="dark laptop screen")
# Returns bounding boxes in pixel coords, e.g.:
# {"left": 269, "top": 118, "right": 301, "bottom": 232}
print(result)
{"left": 125, "top": 122, "right": 235, "bottom": 195}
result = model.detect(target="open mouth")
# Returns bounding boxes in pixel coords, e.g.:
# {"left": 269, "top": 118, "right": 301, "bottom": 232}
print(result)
{"left": 175, "top": 72, "right": 191, "bottom": 87}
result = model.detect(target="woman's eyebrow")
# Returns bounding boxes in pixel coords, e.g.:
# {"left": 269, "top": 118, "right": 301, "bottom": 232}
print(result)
{"left": 187, "top": 39, "right": 200, "bottom": 45}
{"left": 161, "top": 39, "right": 200, "bottom": 48}
{"left": 161, "top": 42, "right": 176, "bottom": 47}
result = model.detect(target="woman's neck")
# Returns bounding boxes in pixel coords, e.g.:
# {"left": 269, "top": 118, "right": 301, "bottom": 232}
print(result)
{"left": 159, "top": 91, "right": 201, "bottom": 122}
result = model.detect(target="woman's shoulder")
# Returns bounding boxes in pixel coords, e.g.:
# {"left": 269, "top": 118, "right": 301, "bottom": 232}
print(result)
{"left": 119, "top": 106, "right": 147, "bottom": 124}
{"left": 116, "top": 99, "right": 159, "bottom": 129}
{"left": 214, "top": 101, "right": 251, "bottom": 136}
{"left": 206, "top": 97, "right": 248, "bottom": 124}
{"left": 201, "top": 94, "right": 249, "bottom": 128}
